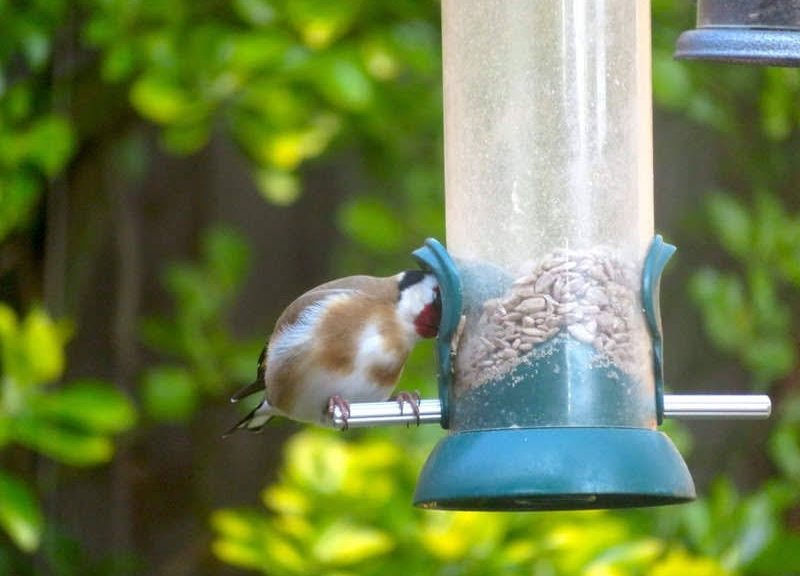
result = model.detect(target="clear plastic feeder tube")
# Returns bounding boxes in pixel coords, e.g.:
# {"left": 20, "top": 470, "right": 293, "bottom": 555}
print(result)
{"left": 442, "top": 0, "right": 656, "bottom": 429}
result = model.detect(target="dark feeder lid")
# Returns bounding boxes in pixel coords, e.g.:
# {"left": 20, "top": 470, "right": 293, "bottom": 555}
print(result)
{"left": 411, "top": 238, "right": 696, "bottom": 511}
{"left": 674, "top": 0, "right": 800, "bottom": 66}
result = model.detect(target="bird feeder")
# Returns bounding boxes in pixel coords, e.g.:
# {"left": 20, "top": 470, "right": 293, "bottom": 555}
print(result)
{"left": 675, "top": 0, "right": 800, "bottom": 66}
{"left": 331, "top": 0, "right": 771, "bottom": 511}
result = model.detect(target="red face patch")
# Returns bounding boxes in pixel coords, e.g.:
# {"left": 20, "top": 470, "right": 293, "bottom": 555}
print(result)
{"left": 414, "top": 301, "right": 441, "bottom": 338}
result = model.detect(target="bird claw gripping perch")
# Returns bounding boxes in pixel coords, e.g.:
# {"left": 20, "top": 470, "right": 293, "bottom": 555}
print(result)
{"left": 327, "top": 395, "right": 352, "bottom": 430}
{"left": 394, "top": 390, "right": 422, "bottom": 426}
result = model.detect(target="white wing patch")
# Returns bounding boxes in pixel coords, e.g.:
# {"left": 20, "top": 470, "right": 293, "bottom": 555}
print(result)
{"left": 266, "top": 291, "right": 354, "bottom": 367}
{"left": 355, "top": 321, "right": 397, "bottom": 368}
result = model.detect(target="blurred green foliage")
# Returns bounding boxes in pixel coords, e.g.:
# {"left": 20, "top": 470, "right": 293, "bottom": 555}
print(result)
{"left": 0, "top": 305, "right": 135, "bottom": 552}
{"left": 652, "top": 26, "right": 800, "bottom": 576}
{"left": 83, "top": 0, "right": 442, "bottom": 213}
{"left": 690, "top": 193, "right": 800, "bottom": 382}
{"left": 2, "top": 0, "right": 800, "bottom": 574}
{"left": 212, "top": 428, "right": 734, "bottom": 576}
{"left": 2, "top": 0, "right": 441, "bottom": 247}
{"left": 140, "top": 227, "right": 262, "bottom": 423}
{"left": 0, "top": 0, "right": 74, "bottom": 242}
{"left": 650, "top": 10, "right": 800, "bottom": 575}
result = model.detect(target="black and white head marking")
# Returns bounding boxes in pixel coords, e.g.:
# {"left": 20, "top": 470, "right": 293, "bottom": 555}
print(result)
{"left": 397, "top": 270, "right": 429, "bottom": 295}
{"left": 396, "top": 270, "right": 439, "bottom": 328}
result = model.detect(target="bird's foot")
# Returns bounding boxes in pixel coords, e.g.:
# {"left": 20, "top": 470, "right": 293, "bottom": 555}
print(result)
{"left": 327, "top": 395, "right": 351, "bottom": 430}
{"left": 393, "top": 390, "right": 421, "bottom": 426}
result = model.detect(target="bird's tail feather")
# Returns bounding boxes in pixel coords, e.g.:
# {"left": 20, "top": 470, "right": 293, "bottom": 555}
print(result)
{"left": 223, "top": 400, "right": 274, "bottom": 437}
{"left": 230, "top": 379, "right": 264, "bottom": 403}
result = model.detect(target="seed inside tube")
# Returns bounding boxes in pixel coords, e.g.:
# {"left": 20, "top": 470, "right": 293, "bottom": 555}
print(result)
{"left": 455, "top": 247, "right": 653, "bottom": 391}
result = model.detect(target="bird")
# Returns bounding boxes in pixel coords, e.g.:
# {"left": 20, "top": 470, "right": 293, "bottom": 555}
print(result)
{"left": 225, "top": 270, "right": 440, "bottom": 433}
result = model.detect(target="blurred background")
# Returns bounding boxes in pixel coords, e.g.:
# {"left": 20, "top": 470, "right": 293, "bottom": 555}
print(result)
{"left": 1, "top": 0, "right": 800, "bottom": 574}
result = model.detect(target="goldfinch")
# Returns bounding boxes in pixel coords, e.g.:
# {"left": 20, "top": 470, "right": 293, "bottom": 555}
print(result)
{"left": 226, "top": 270, "right": 440, "bottom": 432}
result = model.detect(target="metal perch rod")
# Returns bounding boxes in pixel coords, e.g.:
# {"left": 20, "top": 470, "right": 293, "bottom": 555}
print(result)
{"left": 331, "top": 395, "right": 771, "bottom": 430}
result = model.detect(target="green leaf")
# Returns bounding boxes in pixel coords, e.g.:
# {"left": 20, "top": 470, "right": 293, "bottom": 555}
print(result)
{"left": 229, "top": 338, "right": 266, "bottom": 383}
{"left": 753, "top": 192, "right": 785, "bottom": 257}
{"left": 261, "top": 532, "right": 308, "bottom": 572}
{"left": 748, "top": 265, "right": 785, "bottom": 331}
{"left": 769, "top": 397, "right": 800, "bottom": 480}
{"left": 21, "top": 29, "right": 50, "bottom": 70}
{"left": 232, "top": 0, "right": 276, "bottom": 26}
{"left": 21, "top": 307, "right": 68, "bottom": 385}
{"left": 130, "top": 74, "right": 189, "bottom": 124}
{"left": 585, "top": 539, "right": 663, "bottom": 572}
{"left": 161, "top": 121, "right": 211, "bottom": 155}
{"left": 313, "top": 52, "right": 374, "bottom": 111}
{"left": 13, "top": 418, "right": 114, "bottom": 466}
{"left": 732, "top": 492, "right": 778, "bottom": 567}
{"left": 211, "top": 509, "right": 270, "bottom": 570}
{"left": 36, "top": 379, "right": 136, "bottom": 434}
{"left": 286, "top": 0, "right": 363, "bottom": 49}
{"left": 687, "top": 93, "right": 734, "bottom": 133}
{"left": 25, "top": 115, "right": 75, "bottom": 177}
{"left": 141, "top": 366, "right": 198, "bottom": 423}
{"left": 255, "top": 168, "right": 301, "bottom": 206}
{"left": 0, "top": 415, "right": 11, "bottom": 448}
{"left": 0, "top": 173, "right": 39, "bottom": 244}
{"left": 338, "top": 197, "right": 404, "bottom": 252}
{"left": 689, "top": 270, "right": 749, "bottom": 351}
{"left": 238, "top": 83, "right": 309, "bottom": 127}
{"left": 761, "top": 68, "right": 797, "bottom": 141}
{"left": 313, "top": 522, "right": 393, "bottom": 565}
{"left": 361, "top": 36, "right": 401, "bottom": 81}
{"left": 771, "top": 425, "right": 800, "bottom": 481}
{"left": 163, "top": 264, "right": 218, "bottom": 318}
{"left": 229, "top": 33, "right": 289, "bottom": 70}
{"left": 650, "top": 549, "right": 730, "bottom": 576}
{"left": 707, "top": 194, "right": 751, "bottom": 259}
{"left": 0, "top": 470, "right": 43, "bottom": 552}
{"left": 140, "top": 316, "right": 184, "bottom": 356}
{"left": 203, "top": 227, "right": 250, "bottom": 293}
{"left": 0, "top": 304, "right": 19, "bottom": 348}
{"left": 285, "top": 431, "right": 347, "bottom": 491}
{"left": 749, "top": 532, "right": 800, "bottom": 576}
{"left": 652, "top": 50, "right": 692, "bottom": 110}
{"left": 3, "top": 84, "right": 32, "bottom": 121}
{"left": 743, "top": 338, "right": 795, "bottom": 383}
{"left": 101, "top": 42, "right": 137, "bottom": 81}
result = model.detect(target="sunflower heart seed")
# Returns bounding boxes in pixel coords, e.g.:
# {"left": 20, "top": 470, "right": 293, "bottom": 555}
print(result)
{"left": 568, "top": 324, "right": 594, "bottom": 343}
{"left": 517, "top": 297, "right": 547, "bottom": 313}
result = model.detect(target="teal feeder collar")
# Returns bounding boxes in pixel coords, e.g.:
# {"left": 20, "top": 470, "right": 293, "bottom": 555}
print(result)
{"left": 413, "top": 238, "right": 462, "bottom": 429}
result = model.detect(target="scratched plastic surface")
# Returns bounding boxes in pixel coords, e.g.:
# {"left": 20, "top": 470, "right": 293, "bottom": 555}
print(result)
{"left": 441, "top": 0, "right": 657, "bottom": 430}
{"left": 697, "top": 0, "right": 800, "bottom": 29}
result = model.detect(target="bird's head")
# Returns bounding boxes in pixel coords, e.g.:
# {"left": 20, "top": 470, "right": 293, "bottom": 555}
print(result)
{"left": 396, "top": 270, "right": 441, "bottom": 339}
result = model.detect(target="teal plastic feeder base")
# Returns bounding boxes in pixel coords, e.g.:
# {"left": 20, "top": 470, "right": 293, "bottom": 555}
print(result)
{"left": 413, "top": 427, "right": 696, "bottom": 511}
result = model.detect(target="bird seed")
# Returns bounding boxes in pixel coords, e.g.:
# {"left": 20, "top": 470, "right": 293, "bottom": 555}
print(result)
{"left": 454, "top": 247, "right": 653, "bottom": 392}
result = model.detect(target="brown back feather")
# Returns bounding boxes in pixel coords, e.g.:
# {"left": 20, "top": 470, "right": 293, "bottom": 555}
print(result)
{"left": 272, "top": 275, "right": 398, "bottom": 333}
